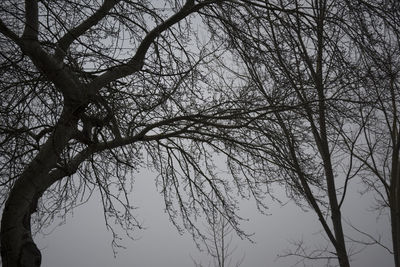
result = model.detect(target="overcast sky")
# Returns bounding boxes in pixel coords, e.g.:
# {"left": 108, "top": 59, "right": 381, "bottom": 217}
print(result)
{"left": 0, "top": 1, "right": 394, "bottom": 267}
{"left": 35, "top": 167, "right": 393, "bottom": 267}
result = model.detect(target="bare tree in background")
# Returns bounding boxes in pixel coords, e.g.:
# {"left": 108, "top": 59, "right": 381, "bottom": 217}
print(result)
{"left": 340, "top": 2, "right": 400, "bottom": 265}
{"left": 0, "top": 1, "right": 278, "bottom": 266}
{"left": 192, "top": 196, "right": 245, "bottom": 267}
{"left": 202, "top": 0, "right": 399, "bottom": 266}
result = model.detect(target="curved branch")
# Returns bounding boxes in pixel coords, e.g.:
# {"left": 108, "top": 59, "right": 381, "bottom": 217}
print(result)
{"left": 55, "top": 0, "right": 121, "bottom": 60}
{"left": 89, "top": 0, "right": 218, "bottom": 91}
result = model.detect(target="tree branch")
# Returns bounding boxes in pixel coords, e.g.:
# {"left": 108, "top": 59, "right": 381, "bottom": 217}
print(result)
{"left": 0, "top": 19, "right": 20, "bottom": 43}
{"left": 89, "top": 0, "right": 218, "bottom": 91}
{"left": 22, "top": 0, "right": 39, "bottom": 40}
{"left": 55, "top": 0, "right": 121, "bottom": 61}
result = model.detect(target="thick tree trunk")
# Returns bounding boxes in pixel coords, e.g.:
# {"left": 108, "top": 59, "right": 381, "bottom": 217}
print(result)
{"left": 391, "top": 156, "right": 400, "bottom": 267}
{"left": 1, "top": 110, "right": 77, "bottom": 267}
{"left": 391, "top": 203, "right": 400, "bottom": 267}
{"left": 1, "top": 175, "right": 43, "bottom": 267}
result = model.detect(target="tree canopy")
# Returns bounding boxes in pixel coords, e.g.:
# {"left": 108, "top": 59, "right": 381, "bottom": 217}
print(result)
{"left": 0, "top": 1, "right": 399, "bottom": 267}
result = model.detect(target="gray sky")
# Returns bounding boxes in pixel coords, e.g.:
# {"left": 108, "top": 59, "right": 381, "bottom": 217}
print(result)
{"left": 0, "top": 2, "right": 394, "bottom": 267}
{"left": 35, "top": 168, "right": 393, "bottom": 267}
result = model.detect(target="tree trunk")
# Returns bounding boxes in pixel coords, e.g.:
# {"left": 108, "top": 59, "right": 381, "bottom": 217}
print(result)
{"left": 1, "top": 175, "right": 43, "bottom": 267}
{"left": 391, "top": 155, "right": 400, "bottom": 267}
{"left": 1, "top": 110, "right": 77, "bottom": 267}
{"left": 322, "top": 155, "right": 351, "bottom": 267}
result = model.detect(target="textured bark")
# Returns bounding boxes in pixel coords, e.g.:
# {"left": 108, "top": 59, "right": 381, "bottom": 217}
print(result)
{"left": 391, "top": 155, "right": 400, "bottom": 267}
{"left": 1, "top": 184, "right": 42, "bottom": 267}
{"left": 0, "top": 110, "right": 77, "bottom": 267}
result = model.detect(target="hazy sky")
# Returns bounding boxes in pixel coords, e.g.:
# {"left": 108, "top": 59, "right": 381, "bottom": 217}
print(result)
{"left": 35, "top": 168, "right": 393, "bottom": 267}
{"left": 0, "top": 1, "right": 394, "bottom": 267}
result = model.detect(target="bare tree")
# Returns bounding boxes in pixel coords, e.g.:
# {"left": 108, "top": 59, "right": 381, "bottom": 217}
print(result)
{"left": 2, "top": 1, "right": 396, "bottom": 267}
{"left": 0, "top": 1, "right": 275, "bottom": 266}
{"left": 202, "top": 0, "right": 399, "bottom": 266}
{"left": 338, "top": 1, "right": 400, "bottom": 265}
{"left": 192, "top": 195, "right": 245, "bottom": 267}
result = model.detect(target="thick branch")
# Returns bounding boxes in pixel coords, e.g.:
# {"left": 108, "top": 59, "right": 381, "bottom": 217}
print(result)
{"left": 55, "top": 0, "right": 121, "bottom": 60}
{"left": 19, "top": 40, "right": 84, "bottom": 103}
{"left": 89, "top": 0, "right": 217, "bottom": 91}
{"left": 0, "top": 19, "right": 20, "bottom": 43}
{"left": 22, "top": 0, "right": 39, "bottom": 40}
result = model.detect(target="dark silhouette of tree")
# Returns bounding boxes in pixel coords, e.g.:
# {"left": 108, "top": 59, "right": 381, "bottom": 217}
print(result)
{"left": 202, "top": 0, "right": 399, "bottom": 266}
{"left": 0, "top": 1, "right": 274, "bottom": 266}
{"left": 341, "top": 2, "right": 400, "bottom": 265}
{"left": 1, "top": 0, "right": 398, "bottom": 267}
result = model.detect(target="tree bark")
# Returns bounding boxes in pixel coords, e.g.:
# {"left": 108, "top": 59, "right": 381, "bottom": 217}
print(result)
{"left": 323, "top": 159, "right": 350, "bottom": 267}
{"left": 0, "top": 109, "right": 77, "bottom": 267}
{"left": 391, "top": 153, "right": 400, "bottom": 267}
